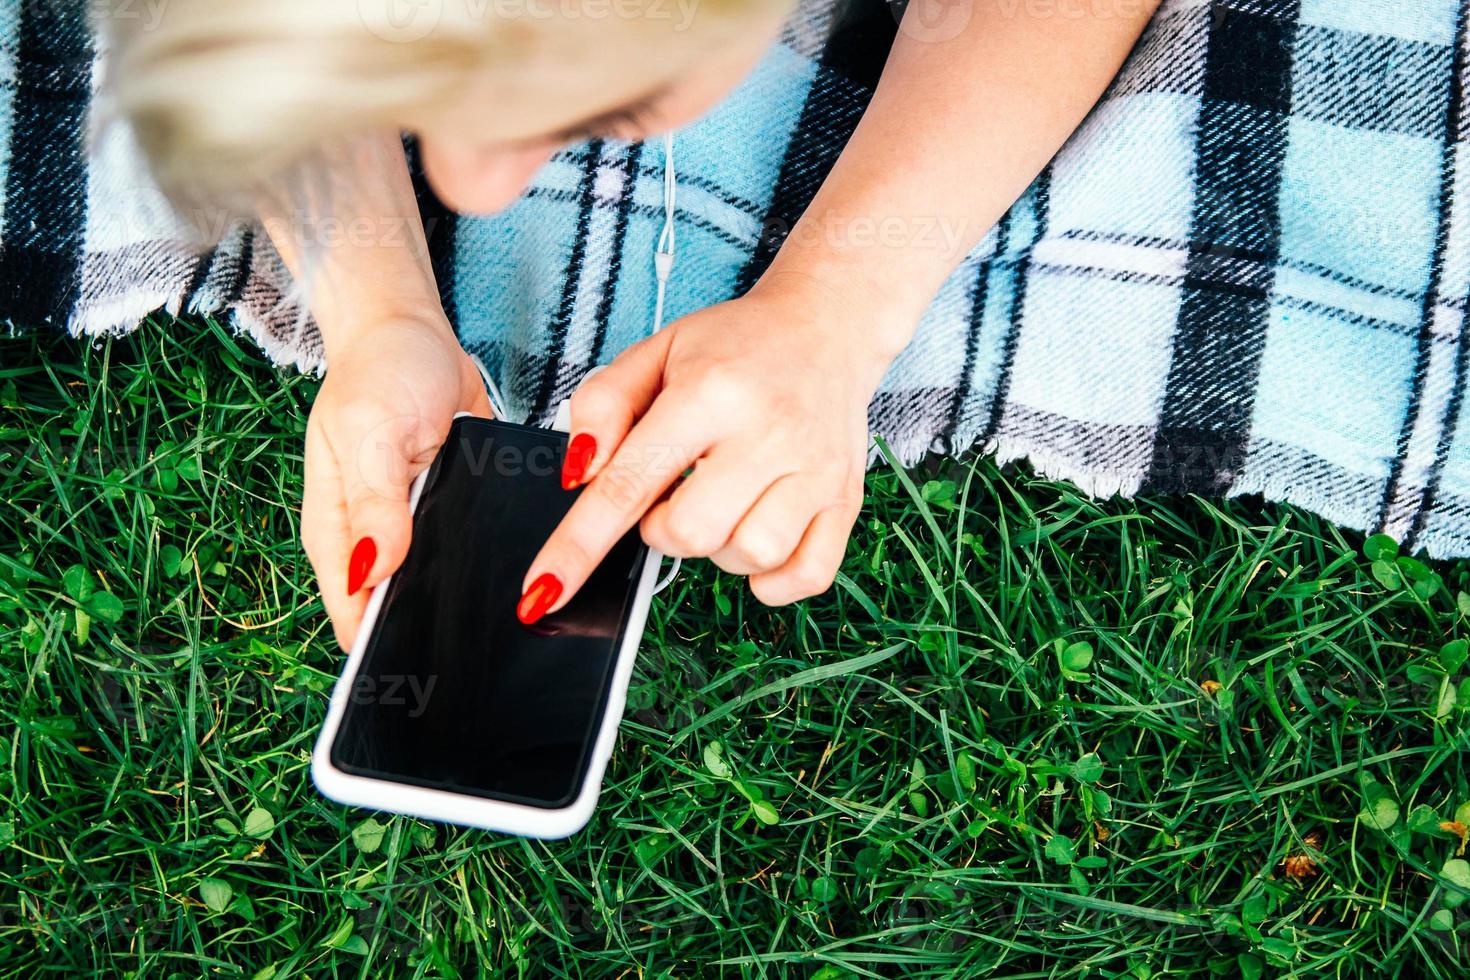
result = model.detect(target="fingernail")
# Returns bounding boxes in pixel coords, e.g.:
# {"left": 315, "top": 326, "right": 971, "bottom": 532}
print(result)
{"left": 347, "top": 537, "right": 376, "bottom": 595}
{"left": 517, "top": 572, "right": 563, "bottom": 624}
{"left": 562, "top": 433, "right": 596, "bottom": 490}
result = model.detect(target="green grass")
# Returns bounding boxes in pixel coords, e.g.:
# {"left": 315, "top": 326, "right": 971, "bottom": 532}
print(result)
{"left": 2, "top": 316, "right": 1470, "bottom": 977}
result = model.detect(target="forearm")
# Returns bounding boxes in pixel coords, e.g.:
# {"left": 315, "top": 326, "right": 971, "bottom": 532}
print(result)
{"left": 761, "top": 0, "right": 1160, "bottom": 357}
{"left": 258, "top": 131, "right": 448, "bottom": 361}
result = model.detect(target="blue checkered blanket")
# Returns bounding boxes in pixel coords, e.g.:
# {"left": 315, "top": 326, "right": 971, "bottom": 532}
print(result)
{"left": 6, "top": 0, "right": 1470, "bottom": 555}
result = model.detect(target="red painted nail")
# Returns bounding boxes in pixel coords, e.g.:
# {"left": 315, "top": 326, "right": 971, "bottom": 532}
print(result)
{"left": 517, "top": 573, "right": 563, "bottom": 625}
{"left": 562, "top": 433, "right": 596, "bottom": 490}
{"left": 347, "top": 537, "right": 376, "bottom": 595}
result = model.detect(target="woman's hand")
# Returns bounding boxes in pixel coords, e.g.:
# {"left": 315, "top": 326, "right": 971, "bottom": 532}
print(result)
{"left": 517, "top": 276, "right": 899, "bottom": 622}
{"left": 302, "top": 314, "right": 491, "bottom": 648}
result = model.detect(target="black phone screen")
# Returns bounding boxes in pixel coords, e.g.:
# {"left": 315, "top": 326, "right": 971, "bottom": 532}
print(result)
{"left": 330, "top": 417, "right": 648, "bottom": 809}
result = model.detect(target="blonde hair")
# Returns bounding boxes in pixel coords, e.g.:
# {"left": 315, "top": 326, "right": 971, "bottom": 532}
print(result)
{"left": 102, "top": 0, "right": 769, "bottom": 205}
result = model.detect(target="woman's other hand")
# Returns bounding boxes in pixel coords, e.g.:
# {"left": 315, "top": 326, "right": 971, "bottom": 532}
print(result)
{"left": 517, "top": 275, "right": 900, "bottom": 623}
{"left": 302, "top": 314, "right": 491, "bottom": 649}
{"left": 252, "top": 133, "right": 490, "bottom": 650}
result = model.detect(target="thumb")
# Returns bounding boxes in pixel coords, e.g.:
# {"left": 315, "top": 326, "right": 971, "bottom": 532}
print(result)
{"left": 331, "top": 407, "right": 447, "bottom": 595}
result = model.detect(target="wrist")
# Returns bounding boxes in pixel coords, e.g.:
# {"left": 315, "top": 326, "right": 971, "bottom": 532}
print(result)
{"left": 318, "top": 303, "right": 456, "bottom": 366}
{"left": 750, "top": 262, "right": 921, "bottom": 369}
{"left": 755, "top": 214, "right": 955, "bottom": 362}
{"left": 739, "top": 271, "right": 904, "bottom": 403}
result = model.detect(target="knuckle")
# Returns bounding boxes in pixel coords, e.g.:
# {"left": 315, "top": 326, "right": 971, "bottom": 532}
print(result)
{"left": 586, "top": 461, "right": 642, "bottom": 513}
{"left": 661, "top": 508, "right": 722, "bottom": 557}
{"left": 804, "top": 450, "right": 850, "bottom": 484}
{"left": 732, "top": 526, "right": 789, "bottom": 571}
{"left": 696, "top": 365, "right": 756, "bottom": 411}
{"left": 355, "top": 404, "right": 440, "bottom": 451}
{"left": 748, "top": 576, "right": 790, "bottom": 608}
{"left": 835, "top": 483, "right": 865, "bottom": 517}
{"left": 787, "top": 558, "right": 837, "bottom": 599}
{"left": 344, "top": 482, "right": 395, "bottom": 517}
{"left": 570, "top": 382, "right": 619, "bottom": 426}
{"left": 816, "top": 457, "right": 852, "bottom": 487}
{"left": 710, "top": 551, "right": 752, "bottom": 577}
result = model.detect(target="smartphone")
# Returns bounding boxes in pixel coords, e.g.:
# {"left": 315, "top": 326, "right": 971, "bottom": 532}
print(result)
{"left": 312, "top": 416, "right": 661, "bottom": 839}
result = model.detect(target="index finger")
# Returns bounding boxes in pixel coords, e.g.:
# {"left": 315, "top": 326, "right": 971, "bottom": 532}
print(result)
{"left": 518, "top": 394, "right": 708, "bottom": 623}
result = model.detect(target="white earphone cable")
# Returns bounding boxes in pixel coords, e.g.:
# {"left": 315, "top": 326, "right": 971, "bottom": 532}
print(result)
{"left": 652, "top": 131, "right": 678, "bottom": 335}
{"left": 470, "top": 133, "right": 684, "bottom": 593}
{"left": 652, "top": 131, "right": 682, "bottom": 593}
{"left": 470, "top": 352, "right": 510, "bottom": 421}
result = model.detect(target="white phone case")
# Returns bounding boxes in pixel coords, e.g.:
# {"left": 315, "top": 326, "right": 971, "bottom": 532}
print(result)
{"left": 311, "top": 411, "right": 662, "bottom": 839}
